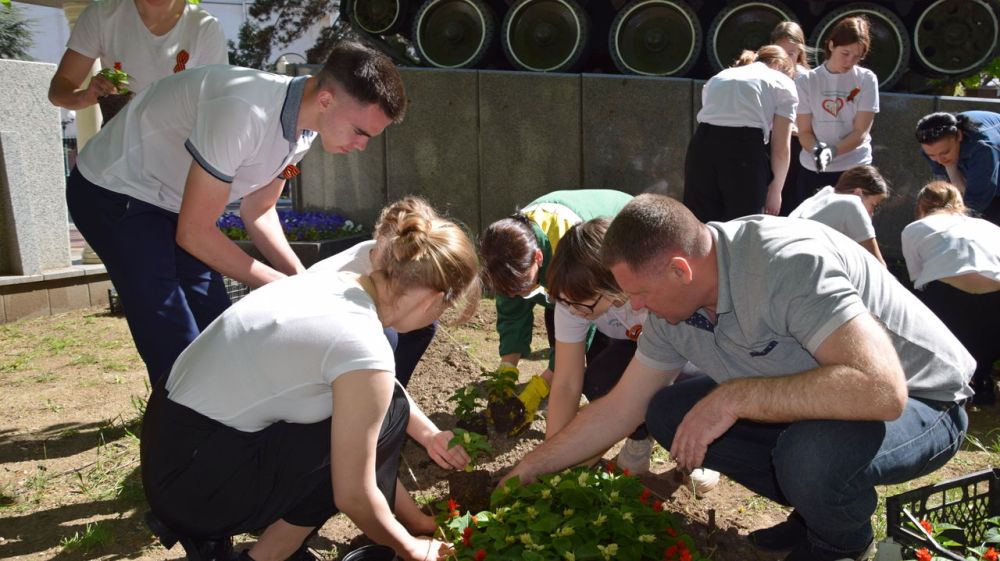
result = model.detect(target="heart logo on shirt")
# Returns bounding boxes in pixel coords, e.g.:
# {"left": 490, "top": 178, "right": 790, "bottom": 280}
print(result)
{"left": 822, "top": 97, "right": 844, "bottom": 117}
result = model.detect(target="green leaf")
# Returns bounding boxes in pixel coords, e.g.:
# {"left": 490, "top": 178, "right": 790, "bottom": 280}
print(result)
{"left": 2, "top": 0, "right": 11, "bottom": 8}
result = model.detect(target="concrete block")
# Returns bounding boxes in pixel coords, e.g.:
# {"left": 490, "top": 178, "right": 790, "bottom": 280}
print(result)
{"left": 0, "top": 288, "right": 5, "bottom": 323}
{"left": 479, "top": 71, "right": 583, "bottom": 229}
{"left": 0, "top": 60, "right": 71, "bottom": 274}
{"left": 869, "top": 92, "right": 937, "bottom": 261}
{"left": 298, "top": 131, "right": 387, "bottom": 235}
{"left": 88, "top": 278, "right": 113, "bottom": 308}
{"left": 3, "top": 286, "right": 49, "bottom": 322}
{"left": 583, "top": 74, "right": 691, "bottom": 200}
{"left": 0, "top": 132, "right": 41, "bottom": 275}
{"left": 387, "top": 68, "right": 481, "bottom": 233}
{"left": 48, "top": 281, "right": 91, "bottom": 315}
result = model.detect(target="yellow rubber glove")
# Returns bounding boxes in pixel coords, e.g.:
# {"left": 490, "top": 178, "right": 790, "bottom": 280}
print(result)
{"left": 513, "top": 374, "right": 550, "bottom": 434}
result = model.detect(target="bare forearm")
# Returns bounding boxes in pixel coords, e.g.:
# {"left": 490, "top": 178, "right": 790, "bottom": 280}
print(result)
{"left": 722, "top": 365, "right": 906, "bottom": 423}
{"left": 834, "top": 130, "right": 867, "bottom": 157}
{"left": 545, "top": 379, "right": 583, "bottom": 439}
{"left": 48, "top": 76, "right": 93, "bottom": 110}
{"left": 176, "top": 226, "right": 285, "bottom": 288}
{"left": 500, "top": 353, "right": 521, "bottom": 366}
{"left": 245, "top": 214, "right": 305, "bottom": 276}
{"left": 337, "top": 486, "right": 424, "bottom": 559}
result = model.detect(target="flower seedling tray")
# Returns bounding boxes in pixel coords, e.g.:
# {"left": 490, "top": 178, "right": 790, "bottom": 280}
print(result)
{"left": 886, "top": 468, "right": 1000, "bottom": 555}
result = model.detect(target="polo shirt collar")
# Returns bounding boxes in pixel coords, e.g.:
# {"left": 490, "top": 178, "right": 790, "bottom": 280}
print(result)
{"left": 707, "top": 224, "right": 733, "bottom": 317}
{"left": 280, "top": 76, "right": 309, "bottom": 142}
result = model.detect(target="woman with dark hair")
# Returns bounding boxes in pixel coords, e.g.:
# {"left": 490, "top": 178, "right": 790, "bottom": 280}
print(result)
{"left": 544, "top": 218, "right": 720, "bottom": 491}
{"left": 902, "top": 181, "right": 1000, "bottom": 405}
{"left": 479, "top": 189, "right": 632, "bottom": 434}
{"left": 141, "top": 204, "right": 481, "bottom": 561}
{"left": 795, "top": 16, "right": 879, "bottom": 201}
{"left": 789, "top": 164, "right": 890, "bottom": 265}
{"left": 915, "top": 111, "right": 1000, "bottom": 225}
{"left": 683, "top": 45, "right": 798, "bottom": 221}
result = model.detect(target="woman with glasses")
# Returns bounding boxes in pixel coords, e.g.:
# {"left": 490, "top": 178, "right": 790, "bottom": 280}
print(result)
{"left": 902, "top": 181, "right": 1000, "bottom": 406}
{"left": 543, "top": 218, "right": 720, "bottom": 492}
{"left": 479, "top": 189, "right": 633, "bottom": 434}
{"left": 795, "top": 16, "right": 879, "bottom": 200}
{"left": 915, "top": 111, "right": 1000, "bottom": 225}
{"left": 789, "top": 164, "right": 890, "bottom": 266}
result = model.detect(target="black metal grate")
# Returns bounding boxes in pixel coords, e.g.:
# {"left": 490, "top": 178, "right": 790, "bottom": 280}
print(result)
{"left": 886, "top": 468, "right": 1000, "bottom": 553}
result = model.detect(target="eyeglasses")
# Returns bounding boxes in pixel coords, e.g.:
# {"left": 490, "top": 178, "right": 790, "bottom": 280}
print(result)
{"left": 560, "top": 294, "right": 603, "bottom": 315}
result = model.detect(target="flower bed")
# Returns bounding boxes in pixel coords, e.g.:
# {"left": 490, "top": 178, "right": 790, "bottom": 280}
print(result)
{"left": 436, "top": 465, "right": 707, "bottom": 561}
{"left": 217, "top": 210, "right": 362, "bottom": 242}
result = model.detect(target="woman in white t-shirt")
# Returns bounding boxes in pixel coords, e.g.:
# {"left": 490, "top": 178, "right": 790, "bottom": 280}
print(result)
{"left": 795, "top": 16, "right": 879, "bottom": 201}
{"left": 683, "top": 45, "right": 798, "bottom": 222}
{"left": 141, "top": 206, "right": 481, "bottom": 561}
{"left": 49, "top": 0, "right": 227, "bottom": 114}
{"left": 902, "top": 181, "right": 1000, "bottom": 405}
{"left": 789, "top": 164, "right": 889, "bottom": 266}
{"left": 544, "top": 219, "right": 720, "bottom": 492}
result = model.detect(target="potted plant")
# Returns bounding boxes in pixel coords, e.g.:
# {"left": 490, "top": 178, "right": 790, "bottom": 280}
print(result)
{"left": 482, "top": 365, "right": 525, "bottom": 437}
{"left": 450, "top": 384, "right": 488, "bottom": 434}
{"left": 96, "top": 63, "right": 133, "bottom": 123}
{"left": 445, "top": 429, "right": 494, "bottom": 514}
{"left": 218, "top": 209, "right": 366, "bottom": 268}
{"left": 961, "top": 56, "right": 1000, "bottom": 98}
{"left": 437, "top": 465, "right": 709, "bottom": 561}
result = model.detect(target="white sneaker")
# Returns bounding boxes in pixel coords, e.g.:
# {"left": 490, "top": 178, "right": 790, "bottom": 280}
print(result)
{"left": 686, "top": 468, "right": 720, "bottom": 495}
{"left": 614, "top": 437, "right": 652, "bottom": 475}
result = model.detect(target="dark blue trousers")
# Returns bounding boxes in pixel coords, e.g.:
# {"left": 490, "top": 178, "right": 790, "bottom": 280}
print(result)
{"left": 67, "top": 168, "right": 231, "bottom": 384}
{"left": 383, "top": 322, "right": 437, "bottom": 387}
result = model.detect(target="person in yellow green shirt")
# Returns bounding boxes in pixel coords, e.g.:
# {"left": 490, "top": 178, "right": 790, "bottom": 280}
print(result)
{"left": 479, "top": 189, "right": 633, "bottom": 433}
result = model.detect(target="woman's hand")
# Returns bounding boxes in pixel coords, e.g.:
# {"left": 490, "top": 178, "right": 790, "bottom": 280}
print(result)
{"left": 763, "top": 182, "right": 782, "bottom": 215}
{"left": 403, "top": 537, "right": 453, "bottom": 561}
{"left": 81, "top": 73, "right": 118, "bottom": 106}
{"left": 425, "top": 430, "right": 470, "bottom": 470}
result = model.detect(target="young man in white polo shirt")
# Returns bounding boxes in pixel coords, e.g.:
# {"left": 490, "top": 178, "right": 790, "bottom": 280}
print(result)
{"left": 67, "top": 41, "right": 406, "bottom": 385}
{"left": 503, "top": 194, "right": 974, "bottom": 561}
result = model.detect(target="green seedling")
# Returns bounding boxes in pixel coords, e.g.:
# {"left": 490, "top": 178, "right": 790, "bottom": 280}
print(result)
{"left": 448, "top": 384, "right": 484, "bottom": 422}
{"left": 448, "top": 428, "right": 492, "bottom": 471}
{"left": 97, "top": 67, "right": 131, "bottom": 95}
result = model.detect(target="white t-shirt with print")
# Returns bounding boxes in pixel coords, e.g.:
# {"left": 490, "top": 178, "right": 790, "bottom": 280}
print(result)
{"left": 67, "top": 0, "right": 228, "bottom": 94}
{"left": 697, "top": 62, "right": 798, "bottom": 143}
{"left": 796, "top": 64, "right": 879, "bottom": 171}
{"left": 166, "top": 271, "right": 395, "bottom": 432}
{"left": 554, "top": 301, "right": 648, "bottom": 344}
{"left": 789, "top": 186, "right": 876, "bottom": 242}
{"left": 902, "top": 212, "right": 1000, "bottom": 290}
{"left": 77, "top": 67, "right": 316, "bottom": 213}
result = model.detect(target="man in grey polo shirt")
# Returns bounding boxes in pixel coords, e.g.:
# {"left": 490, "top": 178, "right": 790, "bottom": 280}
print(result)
{"left": 504, "top": 194, "right": 973, "bottom": 561}
{"left": 67, "top": 41, "right": 406, "bottom": 385}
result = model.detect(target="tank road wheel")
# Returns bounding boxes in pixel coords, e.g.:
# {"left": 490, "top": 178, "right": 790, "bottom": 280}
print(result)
{"left": 810, "top": 2, "right": 911, "bottom": 90}
{"left": 413, "top": 0, "right": 497, "bottom": 68}
{"left": 349, "top": 0, "right": 409, "bottom": 35}
{"left": 706, "top": 1, "right": 797, "bottom": 72}
{"left": 502, "top": 0, "right": 591, "bottom": 72}
{"left": 914, "top": 0, "right": 999, "bottom": 77}
{"left": 609, "top": 0, "right": 702, "bottom": 76}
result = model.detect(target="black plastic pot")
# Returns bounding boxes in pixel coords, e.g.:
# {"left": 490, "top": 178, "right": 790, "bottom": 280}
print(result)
{"left": 342, "top": 544, "right": 399, "bottom": 561}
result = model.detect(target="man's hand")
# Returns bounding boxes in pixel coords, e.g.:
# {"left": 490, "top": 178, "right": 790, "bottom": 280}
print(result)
{"left": 425, "top": 430, "right": 470, "bottom": 471}
{"left": 813, "top": 142, "right": 837, "bottom": 172}
{"left": 669, "top": 386, "right": 740, "bottom": 472}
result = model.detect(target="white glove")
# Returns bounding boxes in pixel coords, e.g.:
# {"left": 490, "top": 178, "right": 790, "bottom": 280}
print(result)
{"left": 813, "top": 142, "right": 837, "bottom": 172}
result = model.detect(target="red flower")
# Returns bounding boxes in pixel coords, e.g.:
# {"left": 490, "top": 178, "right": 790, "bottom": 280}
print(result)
{"left": 176, "top": 49, "right": 190, "bottom": 65}
{"left": 920, "top": 519, "right": 933, "bottom": 534}
{"left": 114, "top": 61, "right": 122, "bottom": 71}
{"left": 605, "top": 461, "right": 617, "bottom": 474}
{"left": 846, "top": 87, "right": 861, "bottom": 102}
{"left": 653, "top": 499, "right": 664, "bottom": 512}
{"left": 984, "top": 547, "right": 999, "bottom": 561}
{"left": 915, "top": 547, "right": 933, "bottom": 561}
{"left": 664, "top": 544, "right": 678, "bottom": 559}
{"left": 640, "top": 488, "right": 652, "bottom": 504}
{"left": 474, "top": 549, "right": 487, "bottom": 561}
{"left": 449, "top": 510, "right": 459, "bottom": 519}
{"left": 448, "top": 498, "right": 460, "bottom": 511}
{"left": 665, "top": 527, "right": 677, "bottom": 537}
{"left": 462, "top": 526, "right": 474, "bottom": 546}
{"left": 679, "top": 550, "right": 692, "bottom": 561}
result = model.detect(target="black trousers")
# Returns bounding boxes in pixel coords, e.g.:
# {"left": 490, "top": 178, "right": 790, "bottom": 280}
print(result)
{"left": 918, "top": 281, "right": 1000, "bottom": 405}
{"left": 141, "top": 382, "right": 410, "bottom": 538}
{"left": 795, "top": 165, "right": 844, "bottom": 203}
{"left": 683, "top": 123, "right": 770, "bottom": 222}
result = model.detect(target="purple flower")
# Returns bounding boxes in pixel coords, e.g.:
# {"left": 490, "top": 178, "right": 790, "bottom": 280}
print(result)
{"left": 217, "top": 210, "right": 362, "bottom": 242}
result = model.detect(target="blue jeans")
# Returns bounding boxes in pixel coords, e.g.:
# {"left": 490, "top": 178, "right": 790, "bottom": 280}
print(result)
{"left": 67, "top": 169, "right": 231, "bottom": 385}
{"left": 645, "top": 375, "right": 968, "bottom": 553}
